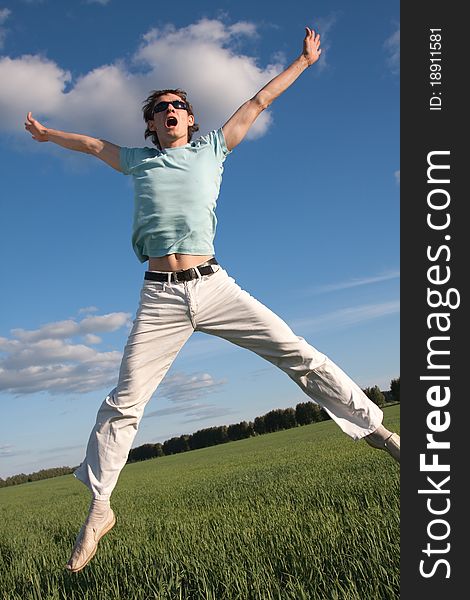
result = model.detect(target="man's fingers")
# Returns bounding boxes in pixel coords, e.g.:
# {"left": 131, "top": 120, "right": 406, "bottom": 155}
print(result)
{"left": 24, "top": 112, "right": 41, "bottom": 138}
{"left": 305, "top": 26, "right": 314, "bottom": 40}
{"left": 305, "top": 27, "right": 322, "bottom": 54}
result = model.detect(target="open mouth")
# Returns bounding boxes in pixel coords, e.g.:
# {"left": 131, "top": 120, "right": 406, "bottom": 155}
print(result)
{"left": 165, "top": 116, "right": 178, "bottom": 128}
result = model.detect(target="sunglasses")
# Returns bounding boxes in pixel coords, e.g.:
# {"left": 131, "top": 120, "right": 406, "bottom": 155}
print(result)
{"left": 153, "top": 100, "right": 189, "bottom": 113}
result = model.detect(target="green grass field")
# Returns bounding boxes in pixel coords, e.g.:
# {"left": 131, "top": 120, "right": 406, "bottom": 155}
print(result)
{"left": 0, "top": 405, "right": 400, "bottom": 600}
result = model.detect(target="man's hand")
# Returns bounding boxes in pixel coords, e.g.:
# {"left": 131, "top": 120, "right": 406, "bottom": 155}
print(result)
{"left": 222, "top": 26, "right": 323, "bottom": 151}
{"left": 302, "top": 27, "right": 322, "bottom": 66}
{"left": 24, "top": 112, "right": 49, "bottom": 142}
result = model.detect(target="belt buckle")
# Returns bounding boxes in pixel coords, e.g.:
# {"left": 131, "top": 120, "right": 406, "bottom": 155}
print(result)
{"left": 173, "top": 267, "right": 199, "bottom": 283}
{"left": 173, "top": 269, "right": 191, "bottom": 283}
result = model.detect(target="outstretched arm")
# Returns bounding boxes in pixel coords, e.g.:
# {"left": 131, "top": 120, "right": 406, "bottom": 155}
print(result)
{"left": 24, "top": 112, "right": 122, "bottom": 172}
{"left": 222, "top": 27, "right": 322, "bottom": 151}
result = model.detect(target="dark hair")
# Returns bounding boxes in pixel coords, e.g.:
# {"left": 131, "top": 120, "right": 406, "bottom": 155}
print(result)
{"left": 142, "top": 88, "right": 199, "bottom": 148}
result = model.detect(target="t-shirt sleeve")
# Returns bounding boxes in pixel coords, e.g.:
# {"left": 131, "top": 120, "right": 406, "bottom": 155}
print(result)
{"left": 120, "top": 147, "right": 145, "bottom": 175}
{"left": 210, "top": 128, "right": 231, "bottom": 162}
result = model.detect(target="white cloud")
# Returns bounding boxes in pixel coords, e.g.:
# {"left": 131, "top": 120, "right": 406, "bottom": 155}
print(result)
{"left": 312, "top": 13, "right": 340, "bottom": 72}
{"left": 11, "top": 312, "right": 131, "bottom": 342}
{"left": 0, "top": 344, "right": 122, "bottom": 394}
{"left": 3, "top": 338, "right": 102, "bottom": 369}
{"left": 394, "top": 169, "right": 400, "bottom": 185}
{"left": 83, "top": 334, "right": 102, "bottom": 345}
{"left": 78, "top": 306, "right": 99, "bottom": 314}
{"left": 182, "top": 405, "right": 236, "bottom": 423}
{"left": 0, "top": 7, "right": 11, "bottom": 49}
{"left": 157, "top": 371, "right": 227, "bottom": 403}
{"left": 1, "top": 18, "right": 284, "bottom": 147}
{"left": 142, "top": 371, "right": 230, "bottom": 422}
{"left": 292, "top": 300, "right": 399, "bottom": 334}
{"left": 80, "top": 312, "right": 132, "bottom": 333}
{"left": 384, "top": 28, "right": 400, "bottom": 75}
{"left": 145, "top": 402, "right": 232, "bottom": 423}
{"left": 0, "top": 55, "right": 71, "bottom": 128}
{"left": 0, "top": 444, "right": 14, "bottom": 457}
{"left": 0, "top": 311, "right": 130, "bottom": 394}
{"left": 308, "top": 270, "right": 400, "bottom": 295}
{"left": 0, "top": 313, "right": 230, "bottom": 404}
{"left": 133, "top": 18, "right": 280, "bottom": 140}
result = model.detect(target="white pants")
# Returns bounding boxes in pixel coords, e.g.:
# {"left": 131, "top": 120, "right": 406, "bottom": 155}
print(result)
{"left": 75, "top": 267, "right": 383, "bottom": 499}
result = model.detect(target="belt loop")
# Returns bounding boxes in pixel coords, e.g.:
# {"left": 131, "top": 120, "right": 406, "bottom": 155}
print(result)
{"left": 194, "top": 266, "right": 202, "bottom": 279}
{"left": 167, "top": 272, "right": 172, "bottom": 284}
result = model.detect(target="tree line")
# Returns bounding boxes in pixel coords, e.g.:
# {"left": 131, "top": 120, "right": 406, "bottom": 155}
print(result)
{"left": 0, "top": 466, "right": 75, "bottom": 489}
{"left": 127, "top": 377, "right": 399, "bottom": 463}
{"left": 0, "top": 377, "right": 400, "bottom": 488}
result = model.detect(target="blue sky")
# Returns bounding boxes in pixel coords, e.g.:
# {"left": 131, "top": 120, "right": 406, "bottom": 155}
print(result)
{"left": 0, "top": 0, "right": 399, "bottom": 479}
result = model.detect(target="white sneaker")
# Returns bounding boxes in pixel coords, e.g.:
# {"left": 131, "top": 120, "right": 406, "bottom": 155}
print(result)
{"left": 365, "top": 429, "right": 400, "bottom": 463}
{"left": 65, "top": 508, "right": 116, "bottom": 573}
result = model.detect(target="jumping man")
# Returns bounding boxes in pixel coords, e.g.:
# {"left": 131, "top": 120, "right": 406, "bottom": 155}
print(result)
{"left": 25, "top": 27, "right": 400, "bottom": 573}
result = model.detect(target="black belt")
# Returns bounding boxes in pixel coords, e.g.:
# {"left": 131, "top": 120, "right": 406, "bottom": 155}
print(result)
{"left": 144, "top": 258, "right": 219, "bottom": 283}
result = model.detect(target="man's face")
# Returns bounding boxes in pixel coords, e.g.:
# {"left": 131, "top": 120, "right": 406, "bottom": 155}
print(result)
{"left": 147, "top": 93, "right": 195, "bottom": 148}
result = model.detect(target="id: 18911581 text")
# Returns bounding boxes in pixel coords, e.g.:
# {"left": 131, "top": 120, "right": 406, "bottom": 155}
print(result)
{"left": 429, "top": 28, "right": 442, "bottom": 111}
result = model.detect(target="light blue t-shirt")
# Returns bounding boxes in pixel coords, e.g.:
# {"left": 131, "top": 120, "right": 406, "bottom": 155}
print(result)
{"left": 120, "top": 128, "right": 231, "bottom": 263}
